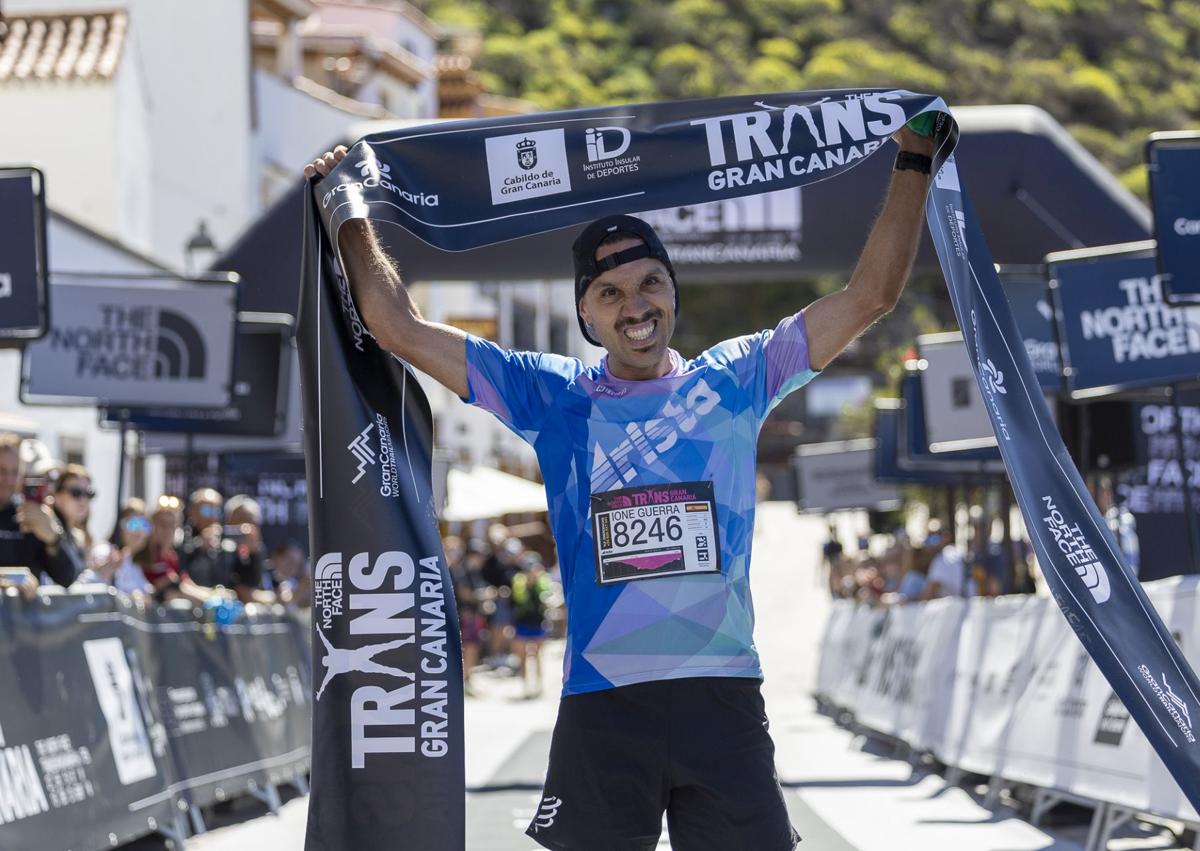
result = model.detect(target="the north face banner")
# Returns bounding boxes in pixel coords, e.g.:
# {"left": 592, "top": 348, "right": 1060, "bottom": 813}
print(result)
{"left": 21, "top": 272, "right": 239, "bottom": 407}
{"left": 301, "top": 89, "right": 1200, "bottom": 847}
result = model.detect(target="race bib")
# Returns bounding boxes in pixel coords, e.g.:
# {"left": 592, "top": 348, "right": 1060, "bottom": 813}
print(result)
{"left": 590, "top": 481, "right": 722, "bottom": 584}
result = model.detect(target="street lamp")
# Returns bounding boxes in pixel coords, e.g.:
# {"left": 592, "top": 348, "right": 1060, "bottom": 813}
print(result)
{"left": 184, "top": 220, "right": 218, "bottom": 275}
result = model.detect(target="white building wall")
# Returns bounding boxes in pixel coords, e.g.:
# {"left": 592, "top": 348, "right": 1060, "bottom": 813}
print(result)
{"left": 253, "top": 69, "right": 363, "bottom": 208}
{"left": 0, "top": 83, "right": 123, "bottom": 248}
{"left": 128, "top": 0, "right": 256, "bottom": 269}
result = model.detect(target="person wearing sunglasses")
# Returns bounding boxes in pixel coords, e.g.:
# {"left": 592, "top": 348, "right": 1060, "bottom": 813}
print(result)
{"left": 76, "top": 499, "right": 155, "bottom": 596}
{"left": 38, "top": 464, "right": 94, "bottom": 587}
{"left": 135, "top": 494, "right": 231, "bottom": 605}
{"left": 0, "top": 433, "right": 80, "bottom": 594}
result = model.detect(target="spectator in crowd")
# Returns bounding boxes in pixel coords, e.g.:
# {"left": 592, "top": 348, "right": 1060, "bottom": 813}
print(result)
{"left": 821, "top": 524, "right": 844, "bottom": 574}
{"left": 43, "top": 463, "right": 95, "bottom": 581}
{"left": 446, "top": 536, "right": 487, "bottom": 696}
{"left": 0, "top": 433, "right": 80, "bottom": 595}
{"left": 893, "top": 544, "right": 930, "bottom": 603}
{"left": 967, "top": 519, "right": 1009, "bottom": 598}
{"left": 481, "top": 524, "right": 520, "bottom": 667}
{"left": 511, "top": 552, "right": 552, "bottom": 698}
{"left": 181, "top": 487, "right": 226, "bottom": 586}
{"left": 75, "top": 499, "right": 153, "bottom": 596}
{"left": 269, "top": 541, "right": 310, "bottom": 607}
{"left": 181, "top": 490, "right": 267, "bottom": 602}
{"left": 923, "top": 528, "right": 974, "bottom": 599}
{"left": 137, "top": 495, "right": 224, "bottom": 604}
{"left": 224, "top": 494, "right": 268, "bottom": 603}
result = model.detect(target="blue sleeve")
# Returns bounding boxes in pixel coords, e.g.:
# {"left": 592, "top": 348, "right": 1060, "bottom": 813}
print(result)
{"left": 464, "top": 335, "right": 584, "bottom": 440}
{"left": 699, "top": 311, "right": 820, "bottom": 423}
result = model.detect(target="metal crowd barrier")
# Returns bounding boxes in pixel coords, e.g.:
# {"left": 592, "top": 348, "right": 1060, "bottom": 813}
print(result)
{"left": 815, "top": 578, "right": 1200, "bottom": 851}
{"left": 0, "top": 586, "right": 312, "bottom": 850}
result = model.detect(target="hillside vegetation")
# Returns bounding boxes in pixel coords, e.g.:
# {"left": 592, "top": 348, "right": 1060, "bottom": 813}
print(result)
{"left": 419, "top": 0, "right": 1200, "bottom": 196}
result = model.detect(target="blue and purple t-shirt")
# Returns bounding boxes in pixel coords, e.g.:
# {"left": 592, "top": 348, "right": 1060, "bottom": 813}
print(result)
{"left": 465, "top": 312, "right": 818, "bottom": 696}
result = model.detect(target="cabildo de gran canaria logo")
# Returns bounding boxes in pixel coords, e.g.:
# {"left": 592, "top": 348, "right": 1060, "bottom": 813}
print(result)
{"left": 321, "top": 158, "right": 439, "bottom": 210}
{"left": 690, "top": 91, "right": 908, "bottom": 191}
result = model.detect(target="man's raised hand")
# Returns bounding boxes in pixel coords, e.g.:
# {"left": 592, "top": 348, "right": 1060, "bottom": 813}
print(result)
{"left": 304, "top": 145, "right": 349, "bottom": 179}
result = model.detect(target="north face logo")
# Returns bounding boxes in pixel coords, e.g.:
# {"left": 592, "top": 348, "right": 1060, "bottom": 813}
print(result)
{"left": 155, "top": 309, "right": 207, "bottom": 379}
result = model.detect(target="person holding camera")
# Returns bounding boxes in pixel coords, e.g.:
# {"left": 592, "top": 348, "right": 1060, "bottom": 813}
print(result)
{"left": 0, "top": 434, "right": 85, "bottom": 598}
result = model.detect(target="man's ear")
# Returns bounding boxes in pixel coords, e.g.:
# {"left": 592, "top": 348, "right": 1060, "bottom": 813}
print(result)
{"left": 578, "top": 299, "right": 593, "bottom": 330}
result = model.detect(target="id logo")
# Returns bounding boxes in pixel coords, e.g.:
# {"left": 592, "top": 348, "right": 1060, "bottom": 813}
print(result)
{"left": 485, "top": 128, "right": 572, "bottom": 205}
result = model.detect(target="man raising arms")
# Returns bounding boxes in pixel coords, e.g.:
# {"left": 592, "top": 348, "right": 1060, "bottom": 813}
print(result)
{"left": 306, "top": 120, "right": 935, "bottom": 850}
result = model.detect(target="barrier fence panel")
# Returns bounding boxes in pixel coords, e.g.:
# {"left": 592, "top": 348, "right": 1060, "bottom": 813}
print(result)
{"left": 943, "top": 596, "right": 1049, "bottom": 776}
{"left": 0, "top": 590, "right": 313, "bottom": 851}
{"left": 868, "top": 598, "right": 964, "bottom": 753}
{"left": 816, "top": 579, "right": 1200, "bottom": 823}
{"left": 0, "top": 591, "right": 177, "bottom": 851}
{"left": 147, "top": 605, "right": 311, "bottom": 811}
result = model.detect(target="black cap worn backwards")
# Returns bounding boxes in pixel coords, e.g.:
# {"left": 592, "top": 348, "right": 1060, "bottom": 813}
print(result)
{"left": 572, "top": 214, "right": 677, "bottom": 347}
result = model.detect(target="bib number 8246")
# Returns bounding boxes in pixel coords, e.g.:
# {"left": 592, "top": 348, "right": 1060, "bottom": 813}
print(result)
{"left": 612, "top": 515, "right": 683, "bottom": 548}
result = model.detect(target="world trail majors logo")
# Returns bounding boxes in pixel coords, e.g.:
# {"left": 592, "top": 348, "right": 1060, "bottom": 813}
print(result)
{"left": 516, "top": 137, "right": 538, "bottom": 170}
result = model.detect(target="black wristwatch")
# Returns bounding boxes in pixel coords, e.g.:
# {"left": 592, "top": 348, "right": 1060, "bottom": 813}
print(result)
{"left": 895, "top": 150, "right": 933, "bottom": 175}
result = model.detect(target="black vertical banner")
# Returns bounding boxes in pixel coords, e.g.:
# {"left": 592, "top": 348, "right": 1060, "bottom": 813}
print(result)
{"left": 298, "top": 190, "right": 465, "bottom": 849}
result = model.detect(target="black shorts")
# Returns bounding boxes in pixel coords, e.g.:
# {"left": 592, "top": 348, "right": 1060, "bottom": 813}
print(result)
{"left": 526, "top": 676, "right": 799, "bottom": 851}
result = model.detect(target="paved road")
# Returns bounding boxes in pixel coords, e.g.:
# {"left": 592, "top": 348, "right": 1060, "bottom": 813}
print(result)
{"left": 130, "top": 504, "right": 1188, "bottom": 850}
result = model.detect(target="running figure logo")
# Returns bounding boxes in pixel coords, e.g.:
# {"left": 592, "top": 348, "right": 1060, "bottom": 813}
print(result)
{"left": 313, "top": 625, "right": 415, "bottom": 701}
{"left": 531, "top": 795, "right": 562, "bottom": 832}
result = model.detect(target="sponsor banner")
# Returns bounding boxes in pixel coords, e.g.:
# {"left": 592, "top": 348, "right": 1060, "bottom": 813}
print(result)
{"left": 1147, "top": 133, "right": 1200, "bottom": 303}
{"left": 0, "top": 167, "right": 49, "bottom": 341}
{"left": 830, "top": 603, "right": 887, "bottom": 711}
{"left": 0, "top": 591, "right": 176, "bottom": 851}
{"left": 147, "top": 604, "right": 311, "bottom": 809}
{"left": 852, "top": 599, "right": 964, "bottom": 753}
{"left": 637, "top": 188, "right": 803, "bottom": 268}
{"left": 101, "top": 313, "right": 293, "bottom": 437}
{"left": 313, "top": 89, "right": 1200, "bottom": 816}
{"left": 999, "top": 268, "right": 1061, "bottom": 391}
{"left": 21, "top": 273, "right": 239, "bottom": 407}
{"left": 823, "top": 582, "right": 1200, "bottom": 822}
{"left": 1114, "top": 390, "right": 1200, "bottom": 580}
{"left": 932, "top": 595, "right": 1046, "bottom": 775}
{"left": 0, "top": 590, "right": 312, "bottom": 851}
{"left": 1047, "top": 243, "right": 1200, "bottom": 398}
{"left": 299, "top": 190, "right": 465, "bottom": 849}
{"left": 318, "top": 88, "right": 934, "bottom": 251}
{"left": 794, "top": 439, "right": 902, "bottom": 513}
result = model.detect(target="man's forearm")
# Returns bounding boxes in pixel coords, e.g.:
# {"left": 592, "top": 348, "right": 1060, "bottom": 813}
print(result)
{"left": 338, "top": 220, "right": 421, "bottom": 353}
{"left": 845, "top": 167, "right": 933, "bottom": 318}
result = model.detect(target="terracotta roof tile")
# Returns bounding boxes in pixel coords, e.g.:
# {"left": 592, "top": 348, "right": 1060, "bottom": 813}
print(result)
{"left": 0, "top": 11, "right": 127, "bottom": 82}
